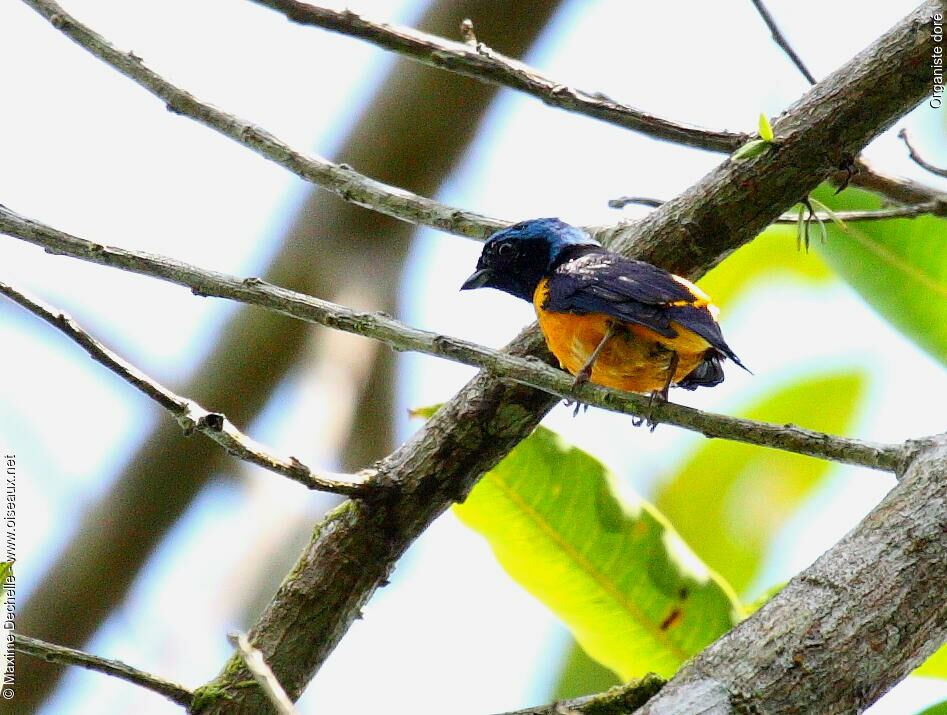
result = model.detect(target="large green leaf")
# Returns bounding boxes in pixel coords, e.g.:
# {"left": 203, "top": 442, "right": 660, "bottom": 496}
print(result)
{"left": 453, "top": 427, "right": 741, "bottom": 680}
{"left": 810, "top": 184, "right": 947, "bottom": 365}
{"left": 655, "top": 371, "right": 866, "bottom": 596}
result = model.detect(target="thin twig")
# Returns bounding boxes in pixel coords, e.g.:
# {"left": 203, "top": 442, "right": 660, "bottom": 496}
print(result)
{"left": 228, "top": 632, "right": 298, "bottom": 715}
{"left": 0, "top": 206, "right": 908, "bottom": 474}
{"left": 609, "top": 195, "right": 947, "bottom": 222}
{"left": 898, "top": 129, "right": 947, "bottom": 179}
{"left": 13, "top": 634, "right": 193, "bottom": 707}
{"left": 749, "top": 0, "right": 817, "bottom": 85}
{"left": 247, "top": 0, "right": 745, "bottom": 153}
{"left": 21, "top": 0, "right": 507, "bottom": 240}
{"left": 0, "top": 278, "right": 375, "bottom": 498}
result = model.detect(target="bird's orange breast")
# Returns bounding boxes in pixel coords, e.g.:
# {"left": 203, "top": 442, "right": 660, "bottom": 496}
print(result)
{"left": 532, "top": 278, "right": 711, "bottom": 394}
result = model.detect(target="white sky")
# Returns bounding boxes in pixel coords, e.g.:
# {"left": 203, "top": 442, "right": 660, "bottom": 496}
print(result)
{"left": 2, "top": 0, "right": 946, "bottom": 713}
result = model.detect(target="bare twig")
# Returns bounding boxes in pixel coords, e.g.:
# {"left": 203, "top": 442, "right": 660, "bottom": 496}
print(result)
{"left": 749, "top": 0, "right": 817, "bottom": 85}
{"left": 247, "top": 0, "right": 745, "bottom": 153}
{"left": 13, "top": 634, "right": 193, "bottom": 707}
{"left": 0, "top": 206, "right": 908, "bottom": 474}
{"left": 0, "top": 278, "right": 375, "bottom": 498}
{"left": 21, "top": 0, "right": 508, "bottom": 240}
{"left": 228, "top": 632, "right": 298, "bottom": 715}
{"left": 899, "top": 128, "right": 947, "bottom": 178}
{"left": 609, "top": 194, "right": 947, "bottom": 221}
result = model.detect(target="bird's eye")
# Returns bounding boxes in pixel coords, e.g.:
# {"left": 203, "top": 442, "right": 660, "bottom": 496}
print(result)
{"left": 497, "top": 243, "right": 515, "bottom": 258}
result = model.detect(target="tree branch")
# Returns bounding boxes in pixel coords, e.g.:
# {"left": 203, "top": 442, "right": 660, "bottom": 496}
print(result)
{"left": 608, "top": 195, "right": 947, "bottom": 221}
{"left": 748, "top": 0, "right": 817, "bottom": 85}
{"left": 899, "top": 128, "right": 947, "bottom": 178}
{"left": 12, "top": 634, "right": 193, "bottom": 707}
{"left": 245, "top": 0, "right": 745, "bottom": 153}
{"left": 499, "top": 674, "right": 666, "bottom": 715}
{"left": 636, "top": 434, "right": 947, "bottom": 714}
{"left": 0, "top": 279, "right": 374, "bottom": 498}
{"left": 20, "top": 0, "right": 508, "bottom": 240}
{"left": 0, "top": 206, "right": 909, "bottom": 474}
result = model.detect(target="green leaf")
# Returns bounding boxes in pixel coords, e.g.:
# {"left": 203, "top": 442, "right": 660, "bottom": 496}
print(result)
{"left": 811, "top": 184, "right": 947, "bottom": 366}
{"left": 915, "top": 643, "right": 947, "bottom": 679}
{"left": 454, "top": 427, "right": 741, "bottom": 680}
{"left": 551, "top": 638, "right": 621, "bottom": 700}
{"left": 758, "top": 113, "right": 775, "bottom": 143}
{"left": 914, "top": 700, "right": 947, "bottom": 715}
{"left": 655, "top": 371, "right": 866, "bottom": 596}
{"left": 731, "top": 138, "right": 771, "bottom": 162}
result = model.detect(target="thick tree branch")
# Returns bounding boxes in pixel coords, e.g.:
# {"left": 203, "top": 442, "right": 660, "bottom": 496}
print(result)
{"left": 21, "top": 0, "right": 508, "bottom": 240}
{"left": 0, "top": 279, "right": 374, "bottom": 498}
{"left": 246, "top": 0, "right": 745, "bottom": 153}
{"left": 13, "top": 634, "right": 193, "bottom": 707}
{"left": 636, "top": 434, "right": 947, "bottom": 714}
{"left": 592, "top": 3, "right": 940, "bottom": 279}
{"left": 0, "top": 207, "right": 908, "bottom": 474}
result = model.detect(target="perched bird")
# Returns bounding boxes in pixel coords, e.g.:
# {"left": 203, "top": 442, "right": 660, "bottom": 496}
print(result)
{"left": 461, "top": 218, "right": 747, "bottom": 409}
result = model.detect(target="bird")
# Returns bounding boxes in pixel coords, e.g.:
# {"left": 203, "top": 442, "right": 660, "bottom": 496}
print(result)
{"left": 461, "top": 218, "right": 747, "bottom": 417}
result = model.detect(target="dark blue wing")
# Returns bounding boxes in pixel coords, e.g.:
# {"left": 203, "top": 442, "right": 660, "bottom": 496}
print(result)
{"left": 543, "top": 249, "right": 748, "bottom": 370}
{"left": 543, "top": 251, "right": 700, "bottom": 339}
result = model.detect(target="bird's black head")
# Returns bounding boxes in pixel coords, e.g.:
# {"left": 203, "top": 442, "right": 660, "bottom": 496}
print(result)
{"left": 460, "top": 218, "right": 599, "bottom": 302}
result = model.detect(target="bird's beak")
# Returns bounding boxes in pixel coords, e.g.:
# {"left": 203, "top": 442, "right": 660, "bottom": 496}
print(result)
{"left": 461, "top": 268, "right": 492, "bottom": 290}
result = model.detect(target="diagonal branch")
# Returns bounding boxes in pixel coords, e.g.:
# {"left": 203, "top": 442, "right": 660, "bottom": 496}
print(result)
{"left": 245, "top": 0, "right": 745, "bottom": 153}
{"left": 749, "top": 0, "right": 817, "bottom": 85}
{"left": 636, "top": 434, "right": 947, "bottom": 714}
{"left": 13, "top": 634, "right": 193, "bottom": 707}
{"left": 21, "top": 0, "right": 508, "bottom": 240}
{"left": 0, "top": 206, "right": 907, "bottom": 474}
{"left": 0, "top": 279, "right": 375, "bottom": 498}
{"left": 608, "top": 195, "right": 947, "bottom": 221}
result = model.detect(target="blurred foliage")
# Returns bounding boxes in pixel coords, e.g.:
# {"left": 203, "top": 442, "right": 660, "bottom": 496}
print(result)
{"left": 915, "top": 700, "right": 947, "bottom": 715}
{"left": 454, "top": 426, "right": 741, "bottom": 680}
{"left": 916, "top": 644, "right": 947, "bottom": 680}
{"left": 810, "top": 184, "right": 947, "bottom": 366}
{"left": 655, "top": 371, "right": 866, "bottom": 596}
{"left": 550, "top": 636, "right": 621, "bottom": 700}
{"left": 696, "top": 222, "right": 832, "bottom": 309}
